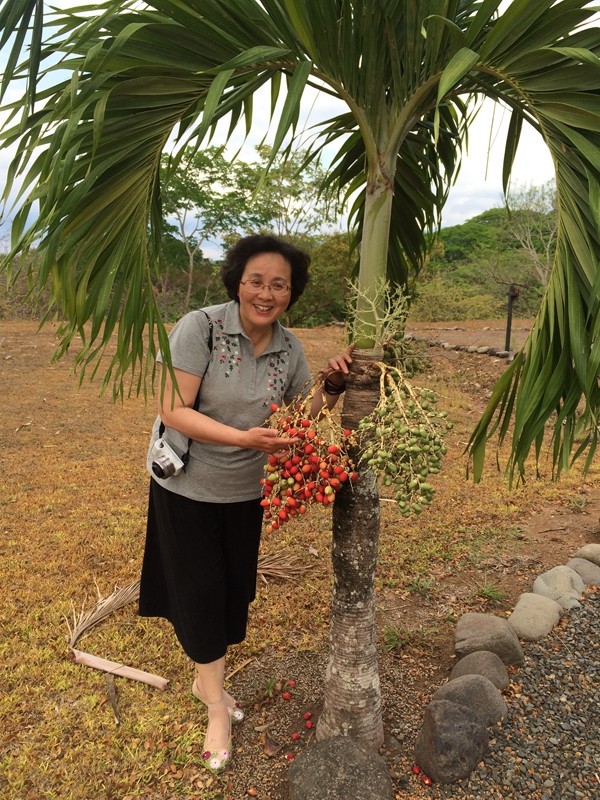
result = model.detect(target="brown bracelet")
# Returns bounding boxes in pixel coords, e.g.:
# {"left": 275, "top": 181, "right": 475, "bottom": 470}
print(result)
{"left": 323, "top": 376, "right": 346, "bottom": 395}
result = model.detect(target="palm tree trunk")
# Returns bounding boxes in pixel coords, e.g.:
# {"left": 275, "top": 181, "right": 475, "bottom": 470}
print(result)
{"left": 317, "top": 352, "right": 385, "bottom": 749}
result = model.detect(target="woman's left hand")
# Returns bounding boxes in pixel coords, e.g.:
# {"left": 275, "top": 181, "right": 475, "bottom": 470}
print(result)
{"left": 320, "top": 343, "right": 355, "bottom": 383}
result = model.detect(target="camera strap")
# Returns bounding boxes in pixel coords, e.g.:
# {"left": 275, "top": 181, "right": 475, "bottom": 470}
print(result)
{"left": 158, "top": 310, "right": 214, "bottom": 470}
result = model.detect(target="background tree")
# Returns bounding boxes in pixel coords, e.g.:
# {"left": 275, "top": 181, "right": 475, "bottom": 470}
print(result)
{"left": 237, "top": 145, "right": 345, "bottom": 239}
{"left": 159, "top": 145, "right": 270, "bottom": 312}
{"left": 2, "top": 0, "right": 600, "bottom": 749}
{"left": 504, "top": 180, "right": 558, "bottom": 286}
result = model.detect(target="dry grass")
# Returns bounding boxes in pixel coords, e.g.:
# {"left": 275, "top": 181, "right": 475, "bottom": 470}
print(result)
{"left": 1, "top": 320, "right": 598, "bottom": 800}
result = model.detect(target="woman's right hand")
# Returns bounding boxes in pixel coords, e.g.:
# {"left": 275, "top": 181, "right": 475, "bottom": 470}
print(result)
{"left": 244, "top": 426, "right": 299, "bottom": 455}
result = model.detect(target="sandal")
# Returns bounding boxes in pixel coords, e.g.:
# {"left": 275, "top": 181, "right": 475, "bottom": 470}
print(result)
{"left": 192, "top": 678, "right": 244, "bottom": 724}
{"left": 200, "top": 698, "right": 232, "bottom": 774}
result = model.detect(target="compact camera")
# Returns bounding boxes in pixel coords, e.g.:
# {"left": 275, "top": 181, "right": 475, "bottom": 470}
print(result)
{"left": 151, "top": 438, "right": 185, "bottom": 479}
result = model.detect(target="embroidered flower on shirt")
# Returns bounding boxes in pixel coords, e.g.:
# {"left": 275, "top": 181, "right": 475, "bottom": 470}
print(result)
{"left": 213, "top": 319, "right": 242, "bottom": 378}
{"left": 264, "top": 350, "right": 290, "bottom": 406}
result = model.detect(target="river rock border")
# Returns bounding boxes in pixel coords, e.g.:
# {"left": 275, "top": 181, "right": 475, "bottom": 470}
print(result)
{"left": 412, "top": 543, "right": 600, "bottom": 784}
{"left": 405, "top": 332, "right": 514, "bottom": 361}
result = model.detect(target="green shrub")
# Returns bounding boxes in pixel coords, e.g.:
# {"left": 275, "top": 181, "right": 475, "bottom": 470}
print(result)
{"left": 409, "top": 277, "right": 504, "bottom": 321}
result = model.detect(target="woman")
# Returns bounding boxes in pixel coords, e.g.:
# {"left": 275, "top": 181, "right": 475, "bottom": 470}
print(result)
{"left": 139, "top": 234, "right": 353, "bottom": 773}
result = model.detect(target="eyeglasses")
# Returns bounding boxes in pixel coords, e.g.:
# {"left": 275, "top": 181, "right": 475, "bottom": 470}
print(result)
{"left": 240, "top": 279, "right": 291, "bottom": 296}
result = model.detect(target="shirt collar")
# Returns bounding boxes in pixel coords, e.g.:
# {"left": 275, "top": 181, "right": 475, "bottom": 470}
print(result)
{"left": 222, "top": 301, "right": 291, "bottom": 354}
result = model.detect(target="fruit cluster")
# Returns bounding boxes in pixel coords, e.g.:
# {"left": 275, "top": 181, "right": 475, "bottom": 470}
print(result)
{"left": 357, "top": 366, "right": 450, "bottom": 515}
{"left": 260, "top": 402, "right": 357, "bottom": 533}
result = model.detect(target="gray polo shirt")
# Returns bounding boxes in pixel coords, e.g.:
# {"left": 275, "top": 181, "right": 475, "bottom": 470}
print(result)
{"left": 147, "top": 301, "right": 313, "bottom": 503}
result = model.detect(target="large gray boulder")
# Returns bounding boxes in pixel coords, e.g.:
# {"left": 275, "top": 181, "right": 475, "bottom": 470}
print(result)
{"left": 288, "top": 736, "right": 392, "bottom": 800}
{"left": 414, "top": 700, "right": 488, "bottom": 784}
{"left": 507, "top": 592, "right": 562, "bottom": 641}
{"left": 532, "top": 565, "right": 585, "bottom": 609}
{"left": 573, "top": 543, "right": 600, "bottom": 567}
{"left": 454, "top": 612, "right": 524, "bottom": 665}
{"left": 566, "top": 557, "right": 600, "bottom": 585}
{"left": 449, "top": 651, "right": 509, "bottom": 690}
{"left": 433, "top": 674, "right": 507, "bottom": 727}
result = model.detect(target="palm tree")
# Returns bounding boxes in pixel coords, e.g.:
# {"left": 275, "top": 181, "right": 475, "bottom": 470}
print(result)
{"left": 2, "top": 0, "right": 600, "bottom": 749}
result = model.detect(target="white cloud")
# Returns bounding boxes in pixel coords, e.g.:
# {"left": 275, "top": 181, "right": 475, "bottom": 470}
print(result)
{"left": 441, "top": 101, "right": 555, "bottom": 227}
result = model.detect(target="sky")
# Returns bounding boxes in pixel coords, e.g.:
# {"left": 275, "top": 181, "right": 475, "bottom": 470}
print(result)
{"left": 0, "top": 3, "right": 566, "bottom": 249}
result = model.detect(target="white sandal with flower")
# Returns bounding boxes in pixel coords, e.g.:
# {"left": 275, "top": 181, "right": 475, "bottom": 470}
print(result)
{"left": 200, "top": 698, "right": 232, "bottom": 774}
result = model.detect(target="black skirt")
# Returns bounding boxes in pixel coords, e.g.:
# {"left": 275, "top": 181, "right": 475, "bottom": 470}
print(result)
{"left": 139, "top": 479, "right": 263, "bottom": 664}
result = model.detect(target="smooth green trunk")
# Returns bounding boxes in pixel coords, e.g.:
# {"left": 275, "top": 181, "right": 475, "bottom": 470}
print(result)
{"left": 353, "top": 168, "right": 395, "bottom": 351}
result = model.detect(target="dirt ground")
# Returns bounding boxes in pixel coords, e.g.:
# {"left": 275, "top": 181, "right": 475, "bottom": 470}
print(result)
{"left": 1, "top": 318, "right": 598, "bottom": 800}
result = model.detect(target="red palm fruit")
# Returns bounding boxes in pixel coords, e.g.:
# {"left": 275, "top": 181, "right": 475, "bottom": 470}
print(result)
{"left": 327, "top": 444, "right": 340, "bottom": 455}
{"left": 291, "top": 732, "right": 301, "bottom": 741}
{"left": 268, "top": 455, "right": 279, "bottom": 466}
{"left": 286, "top": 497, "right": 297, "bottom": 507}
{"left": 278, "top": 509, "right": 288, "bottom": 520}
{"left": 303, "top": 488, "right": 312, "bottom": 499}
{"left": 319, "top": 469, "right": 330, "bottom": 480}
{"left": 308, "top": 454, "right": 320, "bottom": 465}
{"left": 299, "top": 504, "right": 307, "bottom": 514}
{"left": 306, "top": 429, "right": 317, "bottom": 440}
{"left": 343, "top": 429, "right": 352, "bottom": 436}
{"left": 301, "top": 464, "right": 312, "bottom": 475}
{"left": 329, "top": 478, "right": 340, "bottom": 490}
{"left": 333, "top": 465, "right": 344, "bottom": 475}
{"left": 304, "top": 443, "right": 315, "bottom": 455}
{"left": 296, "top": 430, "right": 306, "bottom": 439}
{"left": 300, "top": 418, "right": 311, "bottom": 427}
{"left": 338, "top": 471, "right": 349, "bottom": 482}
{"left": 284, "top": 459, "right": 293, "bottom": 470}
{"left": 292, "top": 455, "right": 302, "bottom": 465}
{"left": 271, "top": 497, "right": 281, "bottom": 506}
{"left": 266, "top": 524, "right": 274, "bottom": 534}
{"left": 270, "top": 403, "right": 279, "bottom": 412}
{"left": 315, "top": 492, "right": 324, "bottom": 503}
{"left": 260, "top": 498, "right": 271, "bottom": 508}
{"left": 350, "top": 472, "right": 358, "bottom": 481}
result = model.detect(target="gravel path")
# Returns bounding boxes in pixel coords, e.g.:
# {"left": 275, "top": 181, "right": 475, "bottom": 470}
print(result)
{"left": 405, "top": 589, "right": 600, "bottom": 800}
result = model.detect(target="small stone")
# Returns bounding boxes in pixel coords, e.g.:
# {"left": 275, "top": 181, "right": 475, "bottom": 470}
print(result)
{"left": 288, "top": 737, "right": 392, "bottom": 800}
{"left": 532, "top": 565, "right": 585, "bottom": 609}
{"left": 566, "top": 557, "right": 600, "bottom": 585}
{"left": 414, "top": 700, "right": 488, "bottom": 784}
{"left": 507, "top": 592, "right": 562, "bottom": 640}
{"left": 433, "top": 674, "right": 507, "bottom": 727}
{"left": 572, "top": 543, "right": 600, "bottom": 567}
{"left": 449, "top": 650, "right": 509, "bottom": 690}
{"left": 454, "top": 612, "right": 524, "bottom": 665}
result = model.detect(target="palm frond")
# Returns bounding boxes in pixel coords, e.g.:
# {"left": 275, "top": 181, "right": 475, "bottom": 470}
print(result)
{"left": 1, "top": 0, "right": 599, "bottom": 478}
